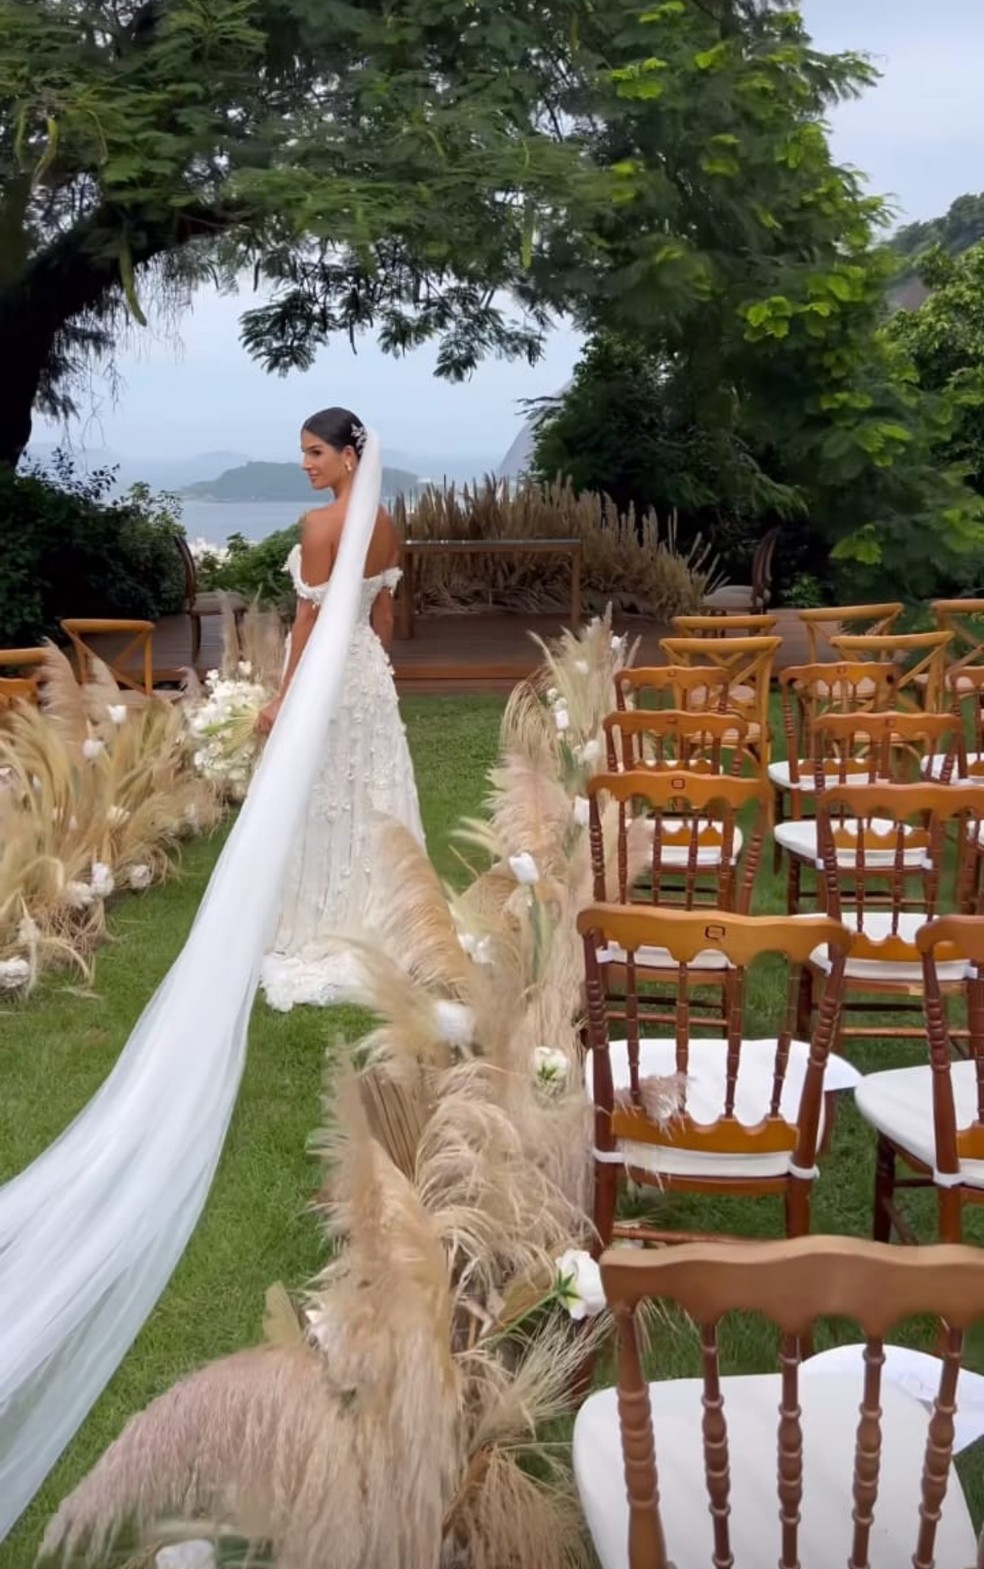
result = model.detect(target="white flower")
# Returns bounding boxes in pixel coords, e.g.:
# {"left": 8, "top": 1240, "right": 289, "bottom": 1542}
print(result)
{"left": 508, "top": 851, "right": 540, "bottom": 885}
{"left": 611, "top": 633, "right": 626, "bottom": 653}
{"left": 555, "top": 1249, "right": 606, "bottom": 1321}
{"left": 107, "top": 704, "right": 127, "bottom": 726}
{"left": 546, "top": 687, "right": 559, "bottom": 703}
{"left": 64, "top": 881, "right": 95, "bottom": 910}
{"left": 459, "top": 930, "right": 494, "bottom": 966}
{"left": 17, "top": 916, "right": 39, "bottom": 945}
{"left": 185, "top": 804, "right": 201, "bottom": 829}
{"left": 572, "top": 795, "right": 591, "bottom": 827}
{"left": 82, "top": 738, "right": 105, "bottom": 762}
{"left": 0, "top": 957, "right": 31, "bottom": 992}
{"left": 205, "top": 669, "right": 219, "bottom": 683}
{"left": 304, "top": 1304, "right": 342, "bottom": 1357}
{"left": 107, "top": 805, "right": 130, "bottom": 827}
{"left": 90, "top": 862, "right": 115, "bottom": 899}
{"left": 0, "top": 956, "right": 30, "bottom": 993}
{"left": 156, "top": 1543, "right": 217, "bottom": 1569}
{"left": 533, "top": 1045, "right": 569, "bottom": 1089}
{"left": 576, "top": 738, "right": 603, "bottom": 766}
{"left": 433, "top": 998, "right": 475, "bottom": 1049}
{"left": 574, "top": 659, "right": 589, "bottom": 675}
{"left": 237, "top": 660, "right": 253, "bottom": 678}
{"left": 128, "top": 864, "right": 152, "bottom": 890}
{"left": 553, "top": 705, "right": 570, "bottom": 733}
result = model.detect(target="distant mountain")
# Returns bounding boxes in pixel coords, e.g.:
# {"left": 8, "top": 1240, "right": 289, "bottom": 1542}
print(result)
{"left": 184, "top": 459, "right": 419, "bottom": 503}
{"left": 887, "top": 192, "right": 984, "bottom": 308}
{"left": 23, "top": 444, "right": 254, "bottom": 492}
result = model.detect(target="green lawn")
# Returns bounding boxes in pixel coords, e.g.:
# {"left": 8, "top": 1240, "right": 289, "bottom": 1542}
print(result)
{"left": 2, "top": 689, "right": 983, "bottom": 1564}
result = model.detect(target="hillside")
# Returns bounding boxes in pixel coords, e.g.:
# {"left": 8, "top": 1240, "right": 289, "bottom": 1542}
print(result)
{"left": 887, "top": 191, "right": 984, "bottom": 305}
{"left": 184, "top": 459, "right": 419, "bottom": 503}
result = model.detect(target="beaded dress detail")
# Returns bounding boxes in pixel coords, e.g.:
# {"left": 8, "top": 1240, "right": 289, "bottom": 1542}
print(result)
{"left": 259, "top": 545, "right": 425, "bottom": 1011}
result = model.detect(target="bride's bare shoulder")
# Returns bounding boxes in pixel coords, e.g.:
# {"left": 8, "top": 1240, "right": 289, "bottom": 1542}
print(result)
{"left": 299, "top": 503, "right": 342, "bottom": 581}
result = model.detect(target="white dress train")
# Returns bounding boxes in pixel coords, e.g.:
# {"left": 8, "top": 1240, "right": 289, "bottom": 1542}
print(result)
{"left": 259, "top": 546, "right": 424, "bottom": 1011}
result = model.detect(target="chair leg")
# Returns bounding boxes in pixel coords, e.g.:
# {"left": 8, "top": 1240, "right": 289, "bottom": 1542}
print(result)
{"left": 592, "top": 1161, "right": 619, "bottom": 1259}
{"left": 191, "top": 613, "right": 202, "bottom": 665}
{"left": 784, "top": 1176, "right": 812, "bottom": 1239}
{"left": 872, "top": 1136, "right": 895, "bottom": 1243}
{"left": 937, "top": 1185, "right": 963, "bottom": 1244}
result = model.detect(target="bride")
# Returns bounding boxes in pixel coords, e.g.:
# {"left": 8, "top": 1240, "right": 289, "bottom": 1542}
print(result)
{"left": 257, "top": 406, "right": 425, "bottom": 1011}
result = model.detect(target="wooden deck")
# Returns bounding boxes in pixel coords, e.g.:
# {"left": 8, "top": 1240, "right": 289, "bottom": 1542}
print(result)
{"left": 104, "top": 608, "right": 820, "bottom": 696}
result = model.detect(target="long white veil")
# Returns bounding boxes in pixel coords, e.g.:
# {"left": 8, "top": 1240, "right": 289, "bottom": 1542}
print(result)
{"left": 0, "top": 432, "right": 384, "bottom": 1538}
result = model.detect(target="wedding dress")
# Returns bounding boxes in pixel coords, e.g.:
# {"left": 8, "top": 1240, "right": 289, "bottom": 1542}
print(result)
{"left": 259, "top": 546, "right": 424, "bottom": 1010}
{"left": 0, "top": 436, "right": 386, "bottom": 1539}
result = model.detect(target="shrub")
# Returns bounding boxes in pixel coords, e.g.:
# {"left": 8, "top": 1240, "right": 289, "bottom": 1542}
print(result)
{"left": 0, "top": 456, "right": 186, "bottom": 646}
{"left": 398, "top": 476, "right": 719, "bottom": 620}
{"left": 195, "top": 523, "right": 300, "bottom": 615}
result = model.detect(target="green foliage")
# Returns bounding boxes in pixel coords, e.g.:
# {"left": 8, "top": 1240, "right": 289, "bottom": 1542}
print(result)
{"left": 0, "top": 456, "right": 185, "bottom": 645}
{"left": 532, "top": 3, "right": 984, "bottom": 597}
{"left": 886, "top": 242, "right": 984, "bottom": 504}
{"left": 889, "top": 192, "right": 984, "bottom": 276}
{"left": 0, "top": 0, "right": 600, "bottom": 462}
{"left": 184, "top": 461, "right": 419, "bottom": 504}
{"left": 197, "top": 524, "right": 301, "bottom": 611}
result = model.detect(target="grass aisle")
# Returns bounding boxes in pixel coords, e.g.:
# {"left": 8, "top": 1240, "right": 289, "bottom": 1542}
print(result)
{"left": 0, "top": 696, "right": 504, "bottom": 1567}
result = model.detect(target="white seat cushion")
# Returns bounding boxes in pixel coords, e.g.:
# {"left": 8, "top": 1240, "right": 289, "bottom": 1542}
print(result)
{"left": 807, "top": 909, "right": 967, "bottom": 984}
{"left": 636, "top": 817, "right": 745, "bottom": 868}
{"left": 922, "top": 751, "right": 984, "bottom": 782}
{"left": 574, "top": 1371, "right": 975, "bottom": 1569}
{"left": 587, "top": 1035, "right": 860, "bottom": 1179}
{"left": 855, "top": 1058, "right": 984, "bottom": 1187}
{"left": 801, "top": 1342, "right": 984, "bottom": 1454}
{"left": 774, "top": 816, "right": 923, "bottom": 868}
{"left": 768, "top": 760, "right": 872, "bottom": 792}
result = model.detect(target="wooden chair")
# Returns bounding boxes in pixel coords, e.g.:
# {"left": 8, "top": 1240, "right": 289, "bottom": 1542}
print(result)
{"left": 856, "top": 915, "right": 984, "bottom": 1247}
{"left": 60, "top": 618, "right": 155, "bottom": 701}
{"left": 573, "top": 1235, "right": 982, "bottom": 1569}
{"left": 771, "top": 660, "right": 901, "bottom": 804}
{"left": 931, "top": 597, "right": 984, "bottom": 693}
{"left": 670, "top": 612, "right": 778, "bottom": 639}
{"left": 657, "top": 635, "right": 781, "bottom": 767}
{"left": 577, "top": 905, "right": 853, "bottom": 1252}
{"left": 830, "top": 630, "right": 952, "bottom": 712}
{"left": 603, "top": 709, "right": 754, "bottom": 777}
{"left": 924, "top": 664, "right": 984, "bottom": 782}
{"left": 775, "top": 711, "right": 962, "bottom": 914}
{"left": 799, "top": 781, "right": 984, "bottom": 1049}
{"left": 614, "top": 665, "right": 733, "bottom": 715}
{"left": 174, "top": 534, "right": 247, "bottom": 665}
{"left": 0, "top": 647, "right": 47, "bottom": 710}
{"left": 798, "top": 601, "right": 903, "bottom": 664}
{"left": 701, "top": 526, "right": 779, "bottom": 615}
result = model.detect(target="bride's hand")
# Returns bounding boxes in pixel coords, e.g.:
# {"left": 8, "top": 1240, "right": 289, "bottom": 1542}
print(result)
{"left": 256, "top": 699, "right": 281, "bottom": 736}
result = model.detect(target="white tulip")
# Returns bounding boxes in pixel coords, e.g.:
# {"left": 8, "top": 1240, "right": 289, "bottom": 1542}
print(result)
{"left": 17, "top": 916, "right": 40, "bottom": 945}
{"left": 553, "top": 706, "right": 570, "bottom": 733}
{"left": 577, "top": 738, "right": 603, "bottom": 766}
{"left": 81, "top": 738, "right": 105, "bottom": 762}
{"left": 129, "top": 864, "right": 153, "bottom": 890}
{"left": 574, "top": 658, "right": 589, "bottom": 675}
{"left": 0, "top": 957, "right": 31, "bottom": 991}
{"left": 433, "top": 998, "right": 475, "bottom": 1049}
{"left": 533, "top": 1046, "right": 569, "bottom": 1088}
{"left": 508, "top": 851, "right": 540, "bottom": 885}
{"left": 107, "top": 704, "right": 128, "bottom": 726}
{"left": 90, "top": 862, "right": 115, "bottom": 899}
{"left": 64, "top": 881, "right": 95, "bottom": 910}
{"left": 572, "top": 795, "right": 591, "bottom": 827}
{"left": 555, "top": 1249, "right": 606, "bottom": 1320}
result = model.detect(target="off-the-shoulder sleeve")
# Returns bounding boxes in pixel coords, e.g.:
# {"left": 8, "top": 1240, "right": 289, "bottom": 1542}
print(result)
{"left": 284, "top": 543, "right": 330, "bottom": 605}
{"left": 378, "top": 567, "right": 402, "bottom": 593}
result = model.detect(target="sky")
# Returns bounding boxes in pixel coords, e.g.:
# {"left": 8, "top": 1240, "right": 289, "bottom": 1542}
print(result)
{"left": 36, "top": 0, "right": 984, "bottom": 469}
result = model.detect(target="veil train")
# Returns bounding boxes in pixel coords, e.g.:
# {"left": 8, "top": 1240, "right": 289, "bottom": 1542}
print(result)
{"left": 0, "top": 433, "right": 384, "bottom": 1537}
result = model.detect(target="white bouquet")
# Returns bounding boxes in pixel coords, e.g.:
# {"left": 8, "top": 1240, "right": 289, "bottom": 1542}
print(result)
{"left": 187, "top": 664, "right": 270, "bottom": 801}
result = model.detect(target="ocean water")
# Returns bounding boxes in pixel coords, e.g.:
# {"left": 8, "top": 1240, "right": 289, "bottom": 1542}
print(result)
{"left": 177, "top": 500, "right": 301, "bottom": 546}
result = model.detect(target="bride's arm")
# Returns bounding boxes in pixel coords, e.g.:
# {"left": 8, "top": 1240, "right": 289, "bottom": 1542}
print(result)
{"left": 257, "top": 517, "right": 335, "bottom": 733}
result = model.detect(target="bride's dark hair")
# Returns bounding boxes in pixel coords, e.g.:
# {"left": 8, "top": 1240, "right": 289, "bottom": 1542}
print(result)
{"left": 302, "top": 406, "right": 367, "bottom": 456}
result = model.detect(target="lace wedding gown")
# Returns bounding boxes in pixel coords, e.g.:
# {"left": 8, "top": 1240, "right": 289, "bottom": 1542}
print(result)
{"left": 259, "top": 545, "right": 425, "bottom": 1011}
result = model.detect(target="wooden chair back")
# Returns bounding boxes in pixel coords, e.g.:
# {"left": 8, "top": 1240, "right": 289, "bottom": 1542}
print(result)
{"left": 816, "top": 782, "right": 984, "bottom": 946}
{"left": 173, "top": 532, "right": 198, "bottom": 614}
{"left": 600, "top": 1233, "right": 984, "bottom": 1569}
{"left": 0, "top": 647, "right": 47, "bottom": 710}
{"left": 811, "top": 710, "right": 963, "bottom": 787}
{"left": 919, "top": 916, "right": 984, "bottom": 1168}
{"left": 944, "top": 664, "right": 984, "bottom": 756}
{"left": 750, "top": 526, "right": 780, "bottom": 611}
{"left": 657, "top": 635, "right": 781, "bottom": 761}
{"left": 603, "top": 708, "right": 754, "bottom": 776}
{"left": 931, "top": 598, "right": 984, "bottom": 681}
{"left": 798, "top": 602, "right": 903, "bottom": 663}
{"left": 830, "top": 630, "right": 952, "bottom": 711}
{"left": 778, "top": 661, "right": 901, "bottom": 785}
{"left": 578, "top": 905, "right": 848, "bottom": 1168}
{"left": 60, "top": 619, "right": 155, "bottom": 695}
{"left": 614, "top": 664, "right": 732, "bottom": 714}
{"left": 587, "top": 769, "right": 771, "bottom": 912}
{"left": 670, "top": 612, "right": 778, "bottom": 638}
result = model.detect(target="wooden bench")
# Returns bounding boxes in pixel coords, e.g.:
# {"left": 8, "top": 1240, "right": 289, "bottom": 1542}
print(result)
{"left": 398, "top": 536, "right": 583, "bottom": 640}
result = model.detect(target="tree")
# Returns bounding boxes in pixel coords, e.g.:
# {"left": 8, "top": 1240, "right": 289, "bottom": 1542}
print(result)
{"left": 886, "top": 242, "right": 984, "bottom": 502}
{"left": 0, "top": 0, "right": 595, "bottom": 466}
{"left": 890, "top": 193, "right": 984, "bottom": 273}
{"left": 528, "top": 1, "right": 984, "bottom": 595}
